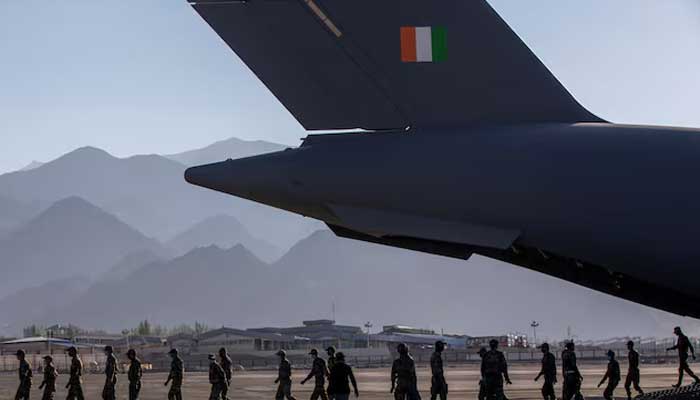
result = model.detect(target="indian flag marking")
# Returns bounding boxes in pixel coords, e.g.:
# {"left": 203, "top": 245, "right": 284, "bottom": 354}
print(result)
{"left": 401, "top": 26, "right": 447, "bottom": 62}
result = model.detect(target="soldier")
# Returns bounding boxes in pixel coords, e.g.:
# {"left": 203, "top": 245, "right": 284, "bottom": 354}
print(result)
{"left": 209, "top": 354, "right": 227, "bottom": 400}
{"left": 275, "top": 350, "right": 297, "bottom": 400}
{"left": 597, "top": 350, "right": 621, "bottom": 400}
{"left": 534, "top": 343, "right": 557, "bottom": 400}
{"left": 326, "top": 347, "right": 337, "bottom": 400}
{"left": 666, "top": 326, "right": 700, "bottom": 387}
{"left": 477, "top": 348, "right": 487, "bottom": 400}
{"left": 481, "top": 339, "right": 511, "bottom": 400}
{"left": 39, "top": 355, "right": 58, "bottom": 400}
{"left": 15, "top": 349, "right": 32, "bottom": 400}
{"left": 327, "top": 352, "right": 358, "bottom": 400}
{"left": 390, "top": 343, "right": 419, "bottom": 400}
{"left": 165, "top": 348, "right": 184, "bottom": 400}
{"left": 430, "top": 341, "right": 448, "bottom": 400}
{"left": 102, "top": 345, "right": 119, "bottom": 400}
{"left": 219, "top": 348, "right": 233, "bottom": 400}
{"left": 301, "top": 348, "right": 329, "bottom": 400}
{"left": 624, "top": 341, "right": 643, "bottom": 400}
{"left": 127, "top": 349, "right": 143, "bottom": 400}
{"left": 561, "top": 342, "right": 583, "bottom": 400}
{"left": 65, "top": 346, "right": 85, "bottom": 400}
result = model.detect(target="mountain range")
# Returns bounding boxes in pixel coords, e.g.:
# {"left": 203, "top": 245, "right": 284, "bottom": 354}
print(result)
{"left": 0, "top": 144, "right": 319, "bottom": 248}
{"left": 164, "top": 137, "right": 287, "bottom": 166}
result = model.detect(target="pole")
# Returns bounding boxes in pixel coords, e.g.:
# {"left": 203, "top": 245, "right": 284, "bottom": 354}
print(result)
{"left": 364, "top": 322, "right": 373, "bottom": 348}
{"left": 530, "top": 321, "right": 539, "bottom": 347}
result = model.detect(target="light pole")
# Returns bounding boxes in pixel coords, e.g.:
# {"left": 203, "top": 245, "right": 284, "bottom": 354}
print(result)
{"left": 530, "top": 321, "right": 539, "bottom": 347}
{"left": 122, "top": 330, "right": 130, "bottom": 351}
{"left": 364, "top": 322, "right": 373, "bottom": 348}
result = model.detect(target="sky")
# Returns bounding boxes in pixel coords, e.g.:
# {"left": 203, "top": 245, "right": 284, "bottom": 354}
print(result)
{"left": 1, "top": 1, "right": 700, "bottom": 173}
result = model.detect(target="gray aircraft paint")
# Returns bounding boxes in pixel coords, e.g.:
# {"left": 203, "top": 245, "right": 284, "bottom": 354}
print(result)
{"left": 185, "top": 0, "right": 700, "bottom": 317}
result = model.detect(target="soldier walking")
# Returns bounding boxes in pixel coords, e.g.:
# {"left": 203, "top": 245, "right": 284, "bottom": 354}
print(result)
{"left": 561, "top": 342, "right": 583, "bottom": 400}
{"left": 15, "top": 349, "right": 32, "bottom": 400}
{"left": 39, "top": 355, "right": 58, "bottom": 400}
{"left": 165, "top": 348, "right": 184, "bottom": 400}
{"left": 390, "top": 343, "right": 419, "bottom": 400}
{"left": 208, "top": 354, "right": 227, "bottom": 400}
{"left": 327, "top": 352, "right": 358, "bottom": 400}
{"left": 102, "top": 346, "right": 119, "bottom": 400}
{"left": 598, "top": 350, "right": 621, "bottom": 400}
{"left": 624, "top": 341, "right": 643, "bottom": 399}
{"left": 127, "top": 349, "right": 143, "bottom": 400}
{"left": 480, "top": 339, "right": 511, "bottom": 400}
{"left": 275, "top": 350, "right": 297, "bottom": 400}
{"left": 219, "top": 348, "right": 233, "bottom": 400}
{"left": 534, "top": 343, "right": 557, "bottom": 400}
{"left": 477, "top": 348, "right": 487, "bottom": 400}
{"left": 667, "top": 326, "right": 700, "bottom": 387}
{"left": 65, "top": 347, "right": 84, "bottom": 400}
{"left": 326, "top": 347, "right": 337, "bottom": 400}
{"left": 301, "top": 348, "right": 329, "bottom": 400}
{"left": 430, "top": 341, "right": 448, "bottom": 400}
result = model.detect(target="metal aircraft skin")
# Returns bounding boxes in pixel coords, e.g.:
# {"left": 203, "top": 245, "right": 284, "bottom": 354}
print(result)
{"left": 185, "top": 0, "right": 700, "bottom": 317}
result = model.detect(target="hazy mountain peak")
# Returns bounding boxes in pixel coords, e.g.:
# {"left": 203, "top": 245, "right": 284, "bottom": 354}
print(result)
{"left": 19, "top": 161, "right": 44, "bottom": 172}
{"left": 165, "top": 136, "right": 287, "bottom": 166}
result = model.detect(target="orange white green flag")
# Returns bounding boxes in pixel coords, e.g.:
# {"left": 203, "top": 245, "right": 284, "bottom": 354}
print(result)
{"left": 400, "top": 26, "right": 447, "bottom": 63}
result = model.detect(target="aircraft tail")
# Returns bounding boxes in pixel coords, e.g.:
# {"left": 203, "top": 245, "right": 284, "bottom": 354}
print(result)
{"left": 191, "top": 0, "right": 603, "bottom": 131}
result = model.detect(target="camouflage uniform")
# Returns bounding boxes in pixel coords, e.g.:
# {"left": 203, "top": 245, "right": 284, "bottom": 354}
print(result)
{"left": 600, "top": 358, "right": 621, "bottom": 400}
{"left": 66, "top": 356, "right": 85, "bottom": 400}
{"left": 305, "top": 357, "right": 329, "bottom": 400}
{"left": 391, "top": 354, "right": 419, "bottom": 400}
{"left": 275, "top": 358, "right": 297, "bottom": 400}
{"left": 561, "top": 349, "right": 582, "bottom": 400}
{"left": 167, "top": 356, "right": 184, "bottom": 400}
{"left": 220, "top": 354, "right": 233, "bottom": 400}
{"left": 40, "top": 362, "right": 58, "bottom": 400}
{"left": 209, "top": 360, "right": 227, "bottom": 400}
{"left": 538, "top": 351, "right": 557, "bottom": 400}
{"left": 15, "top": 358, "right": 32, "bottom": 400}
{"left": 669, "top": 332, "right": 700, "bottom": 385}
{"left": 430, "top": 351, "right": 447, "bottom": 400}
{"left": 326, "top": 351, "right": 337, "bottom": 400}
{"left": 128, "top": 358, "right": 143, "bottom": 400}
{"left": 624, "top": 349, "right": 642, "bottom": 400}
{"left": 102, "top": 353, "right": 118, "bottom": 400}
{"left": 481, "top": 349, "right": 508, "bottom": 400}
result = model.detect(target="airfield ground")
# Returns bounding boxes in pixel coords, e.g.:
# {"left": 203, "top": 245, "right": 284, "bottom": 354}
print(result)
{"left": 0, "top": 362, "right": 690, "bottom": 399}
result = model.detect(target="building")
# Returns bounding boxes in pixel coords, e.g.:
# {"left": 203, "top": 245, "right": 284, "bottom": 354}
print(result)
{"left": 371, "top": 325, "right": 468, "bottom": 350}
{"left": 0, "top": 337, "right": 96, "bottom": 355}
{"left": 466, "top": 333, "right": 529, "bottom": 349}
{"left": 167, "top": 327, "right": 301, "bottom": 356}
{"left": 249, "top": 320, "right": 366, "bottom": 349}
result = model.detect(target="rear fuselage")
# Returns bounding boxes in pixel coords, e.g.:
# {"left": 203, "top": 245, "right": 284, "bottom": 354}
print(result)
{"left": 186, "top": 122, "right": 700, "bottom": 310}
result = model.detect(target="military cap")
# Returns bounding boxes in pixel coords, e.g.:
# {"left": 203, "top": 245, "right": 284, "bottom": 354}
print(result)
{"left": 208, "top": 354, "right": 216, "bottom": 360}
{"left": 15, "top": 349, "right": 25, "bottom": 356}
{"left": 565, "top": 341, "right": 575, "bottom": 350}
{"left": 276, "top": 350, "right": 287, "bottom": 357}
{"left": 168, "top": 348, "right": 179, "bottom": 355}
{"left": 335, "top": 351, "right": 346, "bottom": 361}
{"left": 309, "top": 348, "right": 319, "bottom": 355}
{"left": 219, "top": 347, "right": 227, "bottom": 354}
{"left": 43, "top": 355, "right": 53, "bottom": 361}
{"left": 538, "top": 342, "right": 550, "bottom": 349}
{"left": 607, "top": 349, "right": 615, "bottom": 357}
{"left": 325, "top": 346, "right": 336, "bottom": 353}
{"left": 104, "top": 345, "right": 114, "bottom": 353}
{"left": 66, "top": 346, "right": 77, "bottom": 354}
{"left": 127, "top": 349, "right": 136, "bottom": 356}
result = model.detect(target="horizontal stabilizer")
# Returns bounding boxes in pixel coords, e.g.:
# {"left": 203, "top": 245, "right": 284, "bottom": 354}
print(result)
{"left": 329, "top": 204, "right": 520, "bottom": 249}
{"left": 191, "top": 0, "right": 602, "bottom": 130}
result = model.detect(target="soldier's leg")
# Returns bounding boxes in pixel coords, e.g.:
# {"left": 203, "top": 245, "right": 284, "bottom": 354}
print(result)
{"left": 320, "top": 386, "right": 329, "bottom": 400}
{"left": 222, "top": 381, "right": 230, "bottom": 400}
{"left": 284, "top": 382, "right": 297, "bottom": 400}
{"left": 684, "top": 364, "right": 700, "bottom": 383}
{"left": 625, "top": 373, "right": 633, "bottom": 399}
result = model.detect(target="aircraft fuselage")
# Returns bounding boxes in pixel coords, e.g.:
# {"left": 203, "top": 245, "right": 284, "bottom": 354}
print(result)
{"left": 186, "top": 122, "right": 700, "bottom": 316}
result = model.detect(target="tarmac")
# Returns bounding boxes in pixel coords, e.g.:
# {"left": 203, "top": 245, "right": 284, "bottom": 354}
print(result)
{"left": 0, "top": 361, "right": 692, "bottom": 399}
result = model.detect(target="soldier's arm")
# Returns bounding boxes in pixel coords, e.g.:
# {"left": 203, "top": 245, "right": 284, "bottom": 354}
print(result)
{"left": 598, "top": 369, "right": 609, "bottom": 387}
{"left": 390, "top": 362, "right": 397, "bottom": 391}
{"left": 349, "top": 367, "right": 359, "bottom": 397}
